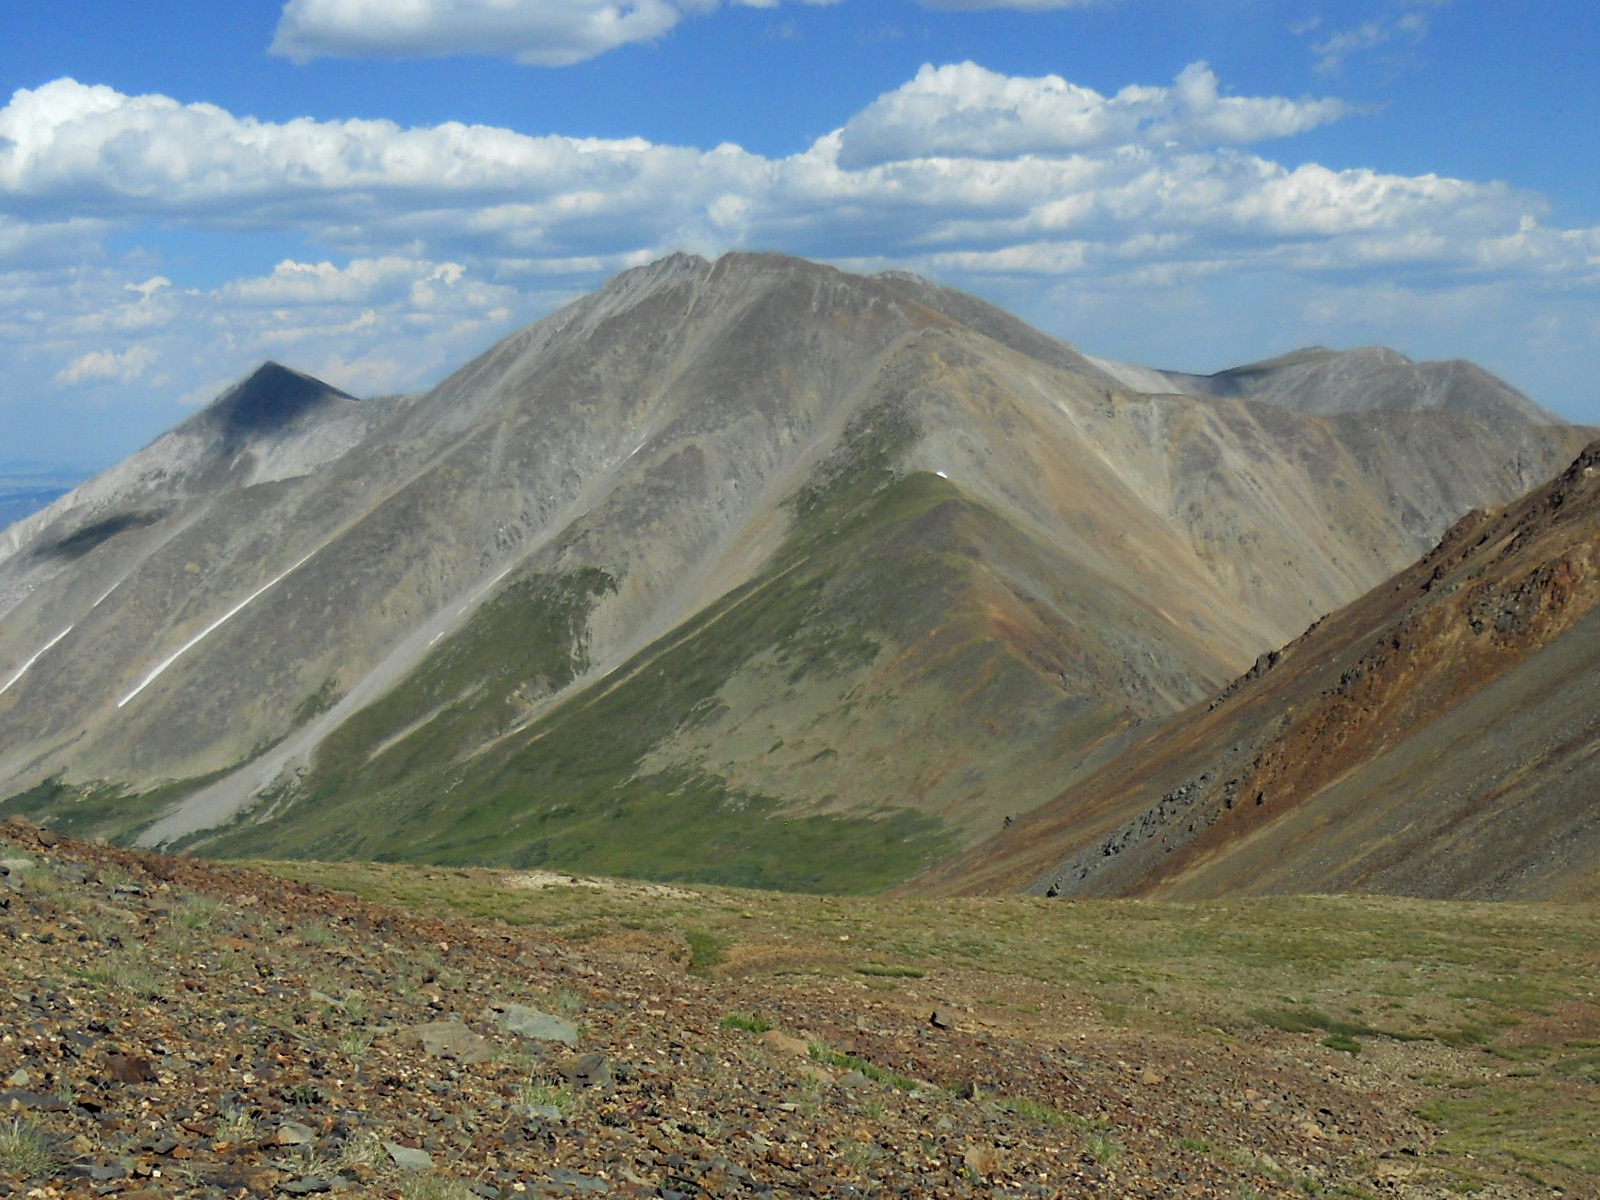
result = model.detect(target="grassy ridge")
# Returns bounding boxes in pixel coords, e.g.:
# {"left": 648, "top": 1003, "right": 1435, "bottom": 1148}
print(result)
{"left": 201, "top": 472, "right": 967, "bottom": 888}
{"left": 198, "top": 405, "right": 974, "bottom": 890}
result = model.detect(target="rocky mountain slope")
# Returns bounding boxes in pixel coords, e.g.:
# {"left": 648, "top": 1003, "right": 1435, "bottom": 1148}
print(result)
{"left": 1091, "top": 344, "right": 1562, "bottom": 424}
{"left": 0, "top": 253, "right": 1589, "bottom": 889}
{"left": 918, "top": 437, "right": 1600, "bottom": 902}
{"left": 0, "top": 466, "right": 88, "bottom": 532}
{"left": 6, "top": 816, "right": 1599, "bottom": 1198}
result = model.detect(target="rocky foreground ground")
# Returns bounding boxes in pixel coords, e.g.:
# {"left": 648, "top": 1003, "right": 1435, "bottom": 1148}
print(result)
{"left": 0, "top": 818, "right": 1556, "bottom": 1199}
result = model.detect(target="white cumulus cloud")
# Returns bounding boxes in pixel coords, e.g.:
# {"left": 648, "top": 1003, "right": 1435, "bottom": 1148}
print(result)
{"left": 0, "top": 78, "right": 698, "bottom": 220}
{"left": 2, "top": 57, "right": 1599, "bottom": 457}
{"left": 835, "top": 62, "right": 1350, "bottom": 169}
{"left": 1, "top": 67, "right": 1590, "bottom": 292}
{"left": 268, "top": 0, "right": 1124, "bottom": 68}
{"left": 270, "top": 0, "right": 845, "bottom": 66}
{"left": 55, "top": 344, "right": 159, "bottom": 386}
{"left": 272, "top": 0, "right": 682, "bottom": 67}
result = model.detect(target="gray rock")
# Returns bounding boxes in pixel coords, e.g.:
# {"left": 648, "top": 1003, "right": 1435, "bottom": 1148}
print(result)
{"left": 0, "top": 858, "right": 32, "bottom": 892}
{"left": 547, "top": 1168, "right": 609, "bottom": 1194}
{"left": 275, "top": 1121, "right": 316, "bottom": 1146}
{"left": 562, "top": 1052, "right": 611, "bottom": 1090}
{"left": 514, "top": 1104, "right": 565, "bottom": 1122}
{"left": 383, "top": 1142, "right": 434, "bottom": 1171}
{"left": 492, "top": 1003, "right": 578, "bottom": 1047}
{"left": 0, "top": 1089, "right": 70, "bottom": 1111}
{"left": 279, "top": 1177, "right": 335, "bottom": 1195}
{"left": 404, "top": 1019, "right": 491, "bottom": 1064}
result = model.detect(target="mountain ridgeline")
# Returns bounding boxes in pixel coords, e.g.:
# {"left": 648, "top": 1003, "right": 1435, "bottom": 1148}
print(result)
{"left": 0, "top": 253, "right": 1590, "bottom": 892}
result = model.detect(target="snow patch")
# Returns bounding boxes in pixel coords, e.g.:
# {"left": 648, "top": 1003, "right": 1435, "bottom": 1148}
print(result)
{"left": 117, "top": 549, "right": 318, "bottom": 708}
{"left": 0, "top": 625, "right": 75, "bottom": 699}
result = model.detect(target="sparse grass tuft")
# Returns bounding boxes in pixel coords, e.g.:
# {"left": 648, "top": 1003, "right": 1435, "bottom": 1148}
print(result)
{"left": 0, "top": 1118, "right": 60, "bottom": 1179}
{"left": 685, "top": 929, "right": 725, "bottom": 975}
{"left": 172, "top": 895, "right": 222, "bottom": 929}
{"left": 838, "top": 1137, "right": 882, "bottom": 1176}
{"left": 1083, "top": 1131, "right": 1122, "bottom": 1165}
{"left": 998, "top": 1096, "right": 1079, "bottom": 1128}
{"left": 511, "top": 1081, "right": 571, "bottom": 1112}
{"left": 281, "top": 1082, "right": 325, "bottom": 1106}
{"left": 720, "top": 1011, "right": 772, "bottom": 1034}
{"left": 332, "top": 1130, "right": 388, "bottom": 1174}
{"left": 543, "top": 986, "right": 584, "bottom": 1016}
{"left": 398, "top": 1175, "right": 478, "bottom": 1200}
{"left": 84, "top": 955, "right": 165, "bottom": 1001}
{"left": 810, "top": 1043, "right": 920, "bottom": 1092}
{"left": 1250, "top": 1006, "right": 1383, "bottom": 1040}
{"left": 215, "top": 1108, "right": 259, "bottom": 1146}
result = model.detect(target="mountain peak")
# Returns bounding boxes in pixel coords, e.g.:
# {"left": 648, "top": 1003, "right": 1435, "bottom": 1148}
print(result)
{"left": 1180, "top": 344, "right": 1555, "bottom": 423}
{"left": 215, "top": 361, "right": 354, "bottom": 425}
{"left": 190, "top": 361, "right": 357, "bottom": 455}
{"left": 0, "top": 254, "right": 1592, "bottom": 894}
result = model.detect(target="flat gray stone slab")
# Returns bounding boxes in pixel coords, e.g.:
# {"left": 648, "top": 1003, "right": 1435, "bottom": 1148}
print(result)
{"left": 403, "top": 1019, "right": 492, "bottom": 1063}
{"left": 384, "top": 1142, "right": 434, "bottom": 1171}
{"left": 492, "top": 1003, "right": 579, "bottom": 1046}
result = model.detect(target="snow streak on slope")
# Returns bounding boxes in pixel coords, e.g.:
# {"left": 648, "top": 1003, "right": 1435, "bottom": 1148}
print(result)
{"left": 0, "top": 626, "right": 74, "bottom": 699}
{"left": 117, "top": 550, "right": 318, "bottom": 708}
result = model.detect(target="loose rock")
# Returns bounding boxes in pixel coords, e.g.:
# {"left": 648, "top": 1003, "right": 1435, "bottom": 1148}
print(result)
{"left": 492, "top": 1003, "right": 579, "bottom": 1046}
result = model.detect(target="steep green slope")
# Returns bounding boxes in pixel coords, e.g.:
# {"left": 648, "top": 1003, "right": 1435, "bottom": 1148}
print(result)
{"left": 192, "top": 410, "right": 941, "bottom": 887}
{"left": 191, "top": 403, "right": 1211, "bottom": 889}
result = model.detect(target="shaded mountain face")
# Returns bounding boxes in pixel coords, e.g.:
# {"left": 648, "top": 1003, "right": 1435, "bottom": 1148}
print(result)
{"left": 203, "top": 361, "right": 358, "bottom": 454}
{"left": 918, "top": 440, "right": 1600, "bottom": 903}
{"left": 0, "top": 252, "right": 1591, "bottom": 890}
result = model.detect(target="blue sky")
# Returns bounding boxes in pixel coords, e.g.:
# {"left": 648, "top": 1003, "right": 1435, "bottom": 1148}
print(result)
{"left": 2, "top": 0, "right": 1598, "bottom": 467}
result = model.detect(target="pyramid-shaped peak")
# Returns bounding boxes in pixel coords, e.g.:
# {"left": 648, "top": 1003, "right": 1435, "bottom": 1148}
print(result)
{"left": 222, "top": 361, "right": 353, "bottom": 421}
{"left": 197, "top": 361, "right": 356, "bottom": 442}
